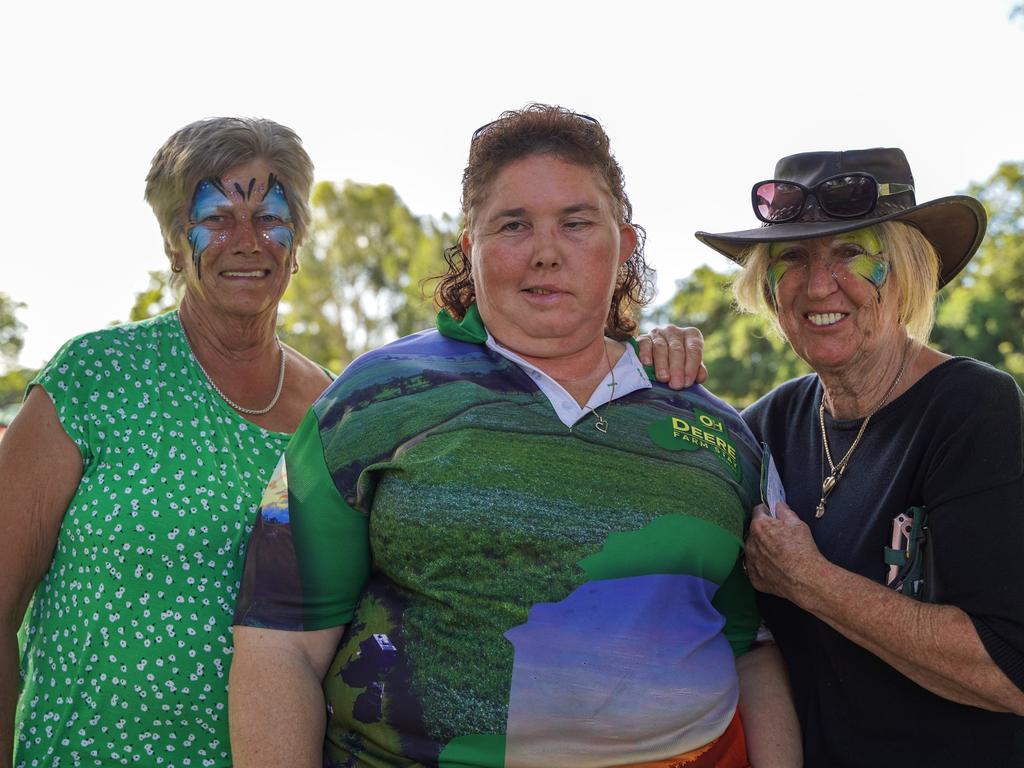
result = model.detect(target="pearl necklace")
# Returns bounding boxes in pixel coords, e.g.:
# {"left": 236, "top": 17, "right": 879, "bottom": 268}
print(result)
{"left": 815, "top": 339, "right": 912, "bottom": 518}
{"left": 180, "top": 318, "right": 286, "bottom": 416}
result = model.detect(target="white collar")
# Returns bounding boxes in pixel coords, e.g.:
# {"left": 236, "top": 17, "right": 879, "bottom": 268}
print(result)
{"left": 485, "top": 335, "right": 652, "bottom": 428}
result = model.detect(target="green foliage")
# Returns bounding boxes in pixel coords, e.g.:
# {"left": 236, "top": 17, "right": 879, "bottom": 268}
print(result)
{"left": 281, "top": 181, "right": 458, "bottom": 373}
{"left": 129, "top": 270, "right": 180, "bottom": 321}
{"left": 648, "top": 266, "right": 810, "bottom": 407}
{"left": 932, "top": 161, "right": 1024, "bottom": 387}
{"left": 0, "top": 292, "right": 26, "bottom": 366}
{"left": 0, "top": 367, "right": 35, "bottom": 410}
{"left": 0, "top": 293, "right": 32, "bottom": 411}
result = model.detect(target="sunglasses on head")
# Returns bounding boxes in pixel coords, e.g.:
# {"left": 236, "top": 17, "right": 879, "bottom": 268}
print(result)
{"left": 470, "top": 112, "right": 601, "bottom": 143}
{"left": 751, "top": 173, "right": 914, "bottom": 224}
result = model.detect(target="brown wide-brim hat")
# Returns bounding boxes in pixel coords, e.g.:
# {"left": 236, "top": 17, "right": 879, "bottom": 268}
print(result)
{"left": 695, "top": 148, "right": 987, "bottom": 287}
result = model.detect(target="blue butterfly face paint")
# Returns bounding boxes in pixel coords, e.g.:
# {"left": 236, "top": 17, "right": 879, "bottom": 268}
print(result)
{"left": 187, "top": 180, "right": 229, "bottom": 278}
{"left": 185, "top": 167, "right": 295, "bottom": 281}
{"left": 261, "top": 177, "right": 294, "bottom": 253}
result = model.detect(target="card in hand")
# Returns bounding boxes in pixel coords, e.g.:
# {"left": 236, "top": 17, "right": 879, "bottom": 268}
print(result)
{"left": 759, "top": 443, "right": 786, "bottom": 518}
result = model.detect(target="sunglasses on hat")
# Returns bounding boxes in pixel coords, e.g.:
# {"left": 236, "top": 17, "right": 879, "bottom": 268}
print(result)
{"left": 752, "top": 173, "right": 915, "bottom": 224}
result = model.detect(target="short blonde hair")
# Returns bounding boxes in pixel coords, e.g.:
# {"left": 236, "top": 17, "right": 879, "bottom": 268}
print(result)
{"left": 145, "top": 117, "right": 314, "bottom": 278}
{"left": 732, "top": 220, "right": 941, "bottom": 342}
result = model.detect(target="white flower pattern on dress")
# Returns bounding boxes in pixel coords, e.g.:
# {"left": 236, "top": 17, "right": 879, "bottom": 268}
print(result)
{"left": 16, "top": 311, "right": 290, "bottom": 768}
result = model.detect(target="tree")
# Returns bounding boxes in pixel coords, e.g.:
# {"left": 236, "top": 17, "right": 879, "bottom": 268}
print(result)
{"left": 932, "top": 161, "right": 1024, "bottom": 387}
{"left": 0, "top": 292, "right": 25, "bottom": 366}
{"left": 129, "top": 270, "right": 180, "bottom": 322}
{"left": 280, "top": 180, "right": 457, "bottom": 372}
{"left": 0, "top": 368, "right": 34, "bottom": 409}
{"left": 649, "top": 265, "right": 810, "bottom": 407}
{"left": 0, "top": 293, "right": 34, "bottom": 409}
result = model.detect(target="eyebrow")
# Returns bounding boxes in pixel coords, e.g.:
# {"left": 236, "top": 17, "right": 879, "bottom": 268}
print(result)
{"left": 487, "top": 202, "right": 602, "bottom": 221}
{"left": 563, "top": 203, "right": 601, "bottom": 215}
{"left": 490, "top": 207, "right": 526, "bottom": 220}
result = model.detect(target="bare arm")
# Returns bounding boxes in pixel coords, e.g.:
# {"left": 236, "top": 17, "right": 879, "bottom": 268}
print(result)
{"left": 635, "top": 325, "right": 708, "bottom": 389}
{"left": 745, "top": 503, "right": 1024, "bottom": 714}
{"left": 229, "top": 624, "right": 345, "bottom": 768}
{"left": 0, "top": 387, "right": 83, "bottom": 766}
{"left": 736, "top": 641, "right": 802, "bottom": 768}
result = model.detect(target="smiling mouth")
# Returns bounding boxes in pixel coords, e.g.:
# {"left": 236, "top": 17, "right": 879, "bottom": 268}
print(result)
{"left": 807, "top": 312, "right": 846, "bottom": 327}
{"left": 221, "top": 269, "right": 270, "bottom": 278}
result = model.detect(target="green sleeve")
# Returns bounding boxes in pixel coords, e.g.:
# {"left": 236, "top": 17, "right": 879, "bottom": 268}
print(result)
{"left": 235, "top": 409, "right": 371, "bottom": 630}
{"left": 711, "top": 557, "right": 760, "bottom": 657}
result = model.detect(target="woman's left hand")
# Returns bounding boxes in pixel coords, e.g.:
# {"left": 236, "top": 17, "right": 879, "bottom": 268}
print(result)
{"left": 745, "top": 502, "right": 1024, "bottom": 715}
{"left": 635, "top": 325, "right": 708, "bottom": 389}
{"left": 744, "top": 502, "right": 828, "bottom": 603}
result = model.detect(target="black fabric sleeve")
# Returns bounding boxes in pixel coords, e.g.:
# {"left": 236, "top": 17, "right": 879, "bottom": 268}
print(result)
{"left": 921, "top": 370, "right": 1024, "bottom": 690}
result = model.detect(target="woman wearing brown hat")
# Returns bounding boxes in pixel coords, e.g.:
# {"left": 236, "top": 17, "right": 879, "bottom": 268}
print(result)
{"left": 644, "top": 148, "right": 1024, "bottom": 767}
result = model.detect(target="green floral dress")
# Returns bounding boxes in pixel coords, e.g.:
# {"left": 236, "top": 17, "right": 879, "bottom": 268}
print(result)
{"left": 16, "top": 310, "right": 290, "bottom": 767}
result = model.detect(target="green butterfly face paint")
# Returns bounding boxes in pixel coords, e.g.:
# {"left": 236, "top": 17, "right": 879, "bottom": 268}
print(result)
{"left": 765, "top": 227, "right": 887, "bottom": 304}
{"left": 766, "top": 255, "right": 792, "bottom": 303}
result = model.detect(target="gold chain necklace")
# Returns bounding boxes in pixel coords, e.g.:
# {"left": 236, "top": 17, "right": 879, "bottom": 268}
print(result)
{"left": 815, "top": 340, "right": 912, "bottom": 518}
{"left": 180, "top": 317, "right": 287, "bottom": 416}
{"left": 576, "top": 340, "right": 617, "bottom": 433}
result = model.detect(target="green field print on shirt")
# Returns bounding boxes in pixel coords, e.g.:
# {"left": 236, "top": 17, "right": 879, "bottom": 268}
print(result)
{"left": 236, "top": 308, "right": 762, "bottom": 767}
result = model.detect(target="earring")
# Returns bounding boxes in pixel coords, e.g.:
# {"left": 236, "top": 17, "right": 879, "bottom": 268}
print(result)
{"left": 291, "top": 258, "right": 299, "bottom": 274}
{"left": 171, "top": 263, "right": 183, "bottom": 273}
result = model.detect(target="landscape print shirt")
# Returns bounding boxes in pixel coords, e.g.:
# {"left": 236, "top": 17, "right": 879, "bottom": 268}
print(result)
{"left": 235, "top": 306, "right": 763, "bottom": 767}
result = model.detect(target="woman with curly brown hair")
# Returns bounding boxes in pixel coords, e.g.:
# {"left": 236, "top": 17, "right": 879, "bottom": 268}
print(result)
{"left": 230, "top": 104, "right": 798, "bottom": 768}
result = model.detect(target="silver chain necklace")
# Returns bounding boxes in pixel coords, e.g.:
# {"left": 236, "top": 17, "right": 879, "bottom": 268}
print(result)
{"left": 577, "top": 340, "right": 617, "bottom": 433}
{"left": 179, "top": 317, "right": 286, "bottom": 416}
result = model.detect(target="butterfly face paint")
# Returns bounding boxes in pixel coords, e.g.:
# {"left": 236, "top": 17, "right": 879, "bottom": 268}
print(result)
{"left": 260, "top": 176, "right": 294, "bottom": 253}
{"left": 766, "top": 226, "right": 888, "bottom": 305}
{"left": 187, "top": 180, "right": 228, "bottom": 279}
{"left": 186, "top": 169, "right": 294, "bottom": 280}
{"left": 844, "top": 229, "right": 888, "bottom": 294}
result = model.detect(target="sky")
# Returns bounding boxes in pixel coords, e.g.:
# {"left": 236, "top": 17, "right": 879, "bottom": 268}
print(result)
{"left": 4, "top": 0, "right": 1022, "bottom": 369}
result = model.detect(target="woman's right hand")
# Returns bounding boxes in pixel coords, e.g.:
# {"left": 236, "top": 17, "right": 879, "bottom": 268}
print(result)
{"left": 635, "top": 325, "right": 708, "bottom": 390}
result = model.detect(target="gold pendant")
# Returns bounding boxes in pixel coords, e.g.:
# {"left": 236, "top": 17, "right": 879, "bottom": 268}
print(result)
{"left": 594, "top": 414, "right": 608, "bottom": 433}
{"left": 817, "top": 472, "right": 838, "bottom": 517}
{"left": 821, "top": 474, "right": 836, "bottom": 496}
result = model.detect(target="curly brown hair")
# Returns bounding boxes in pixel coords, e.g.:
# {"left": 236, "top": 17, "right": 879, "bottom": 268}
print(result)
{"left": 434, "top": 104, "right": 654, "bottom": 339}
